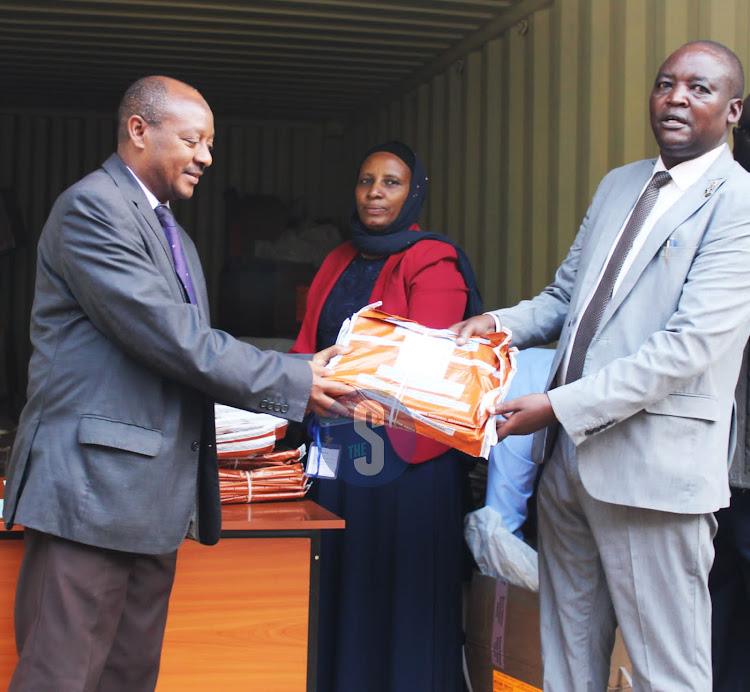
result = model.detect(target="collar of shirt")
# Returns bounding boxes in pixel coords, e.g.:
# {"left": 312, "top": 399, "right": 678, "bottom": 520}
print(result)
{"left": 652, "top": 142, "right": 727, "bottom": 191}
{"left": 125, "top": 165, "right": 169, "bottom": 212}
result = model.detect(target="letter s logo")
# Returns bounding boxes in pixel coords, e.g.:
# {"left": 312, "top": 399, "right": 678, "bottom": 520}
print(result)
{"left": 353, "top": 404, "right": 385, "bottom": 477}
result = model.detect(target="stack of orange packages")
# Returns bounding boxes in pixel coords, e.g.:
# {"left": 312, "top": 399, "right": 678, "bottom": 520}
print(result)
{"left": 326, "top": 304, "right": 516, "bottom": 459}
{"left": 215, "top": 404, "right": 311, "bottom": 504}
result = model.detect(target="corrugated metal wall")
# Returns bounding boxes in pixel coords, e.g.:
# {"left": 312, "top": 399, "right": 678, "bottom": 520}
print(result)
{"left": 3, "top": 0, "right": 750, "bottom": 415}
{"left": 350, "top": 0, "right": 750, "bottom": 313}
{"left": 0, "top": 111, "right": 343, "bottom": 413}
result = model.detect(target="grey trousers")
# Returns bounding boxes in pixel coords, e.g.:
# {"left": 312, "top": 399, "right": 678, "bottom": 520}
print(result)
{"left": 537, "top": 431, "right": 715, "bottom": 692}
{"left": 9, "top": 528, "right": 177, "bottom": 692}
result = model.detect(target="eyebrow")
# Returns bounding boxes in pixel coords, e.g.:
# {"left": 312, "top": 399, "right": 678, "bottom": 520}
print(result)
{"left": 359, "top": 171, "right": 404, "bottom": 178}
{"left": 656, "top": 70, "right": 712, "bottom": 83}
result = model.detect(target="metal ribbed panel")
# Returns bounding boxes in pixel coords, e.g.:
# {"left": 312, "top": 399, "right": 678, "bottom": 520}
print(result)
{"left": 351, "top": 0, "right": 750, "bottom": 314}
{"left": 0, "top": 0, "right": 518, "bottom": 119}
{"left": 3, "top": 0, "right": 750, "bottom": 414}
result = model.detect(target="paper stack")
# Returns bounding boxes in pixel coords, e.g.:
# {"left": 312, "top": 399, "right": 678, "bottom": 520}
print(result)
{"left": 215, "top": 404, "right": 311, "bottom": 503}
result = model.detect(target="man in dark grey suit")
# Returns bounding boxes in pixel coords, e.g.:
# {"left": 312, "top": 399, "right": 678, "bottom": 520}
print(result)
{"left": 454, "top": 42, "right": 750, "bottom": 690}
{"left": 3, "top": 75, "right": 350, "bottom": 691}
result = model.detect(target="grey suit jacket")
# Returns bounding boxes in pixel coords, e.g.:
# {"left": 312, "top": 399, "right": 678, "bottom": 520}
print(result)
{"left": 3, "top": 153, "right": 312, "bottom": 553}
{"left": 491, "top": 148, "right": 750, "bottom": 514}
{"left": 729, "top": 340, "right": 750, "bottom": 489}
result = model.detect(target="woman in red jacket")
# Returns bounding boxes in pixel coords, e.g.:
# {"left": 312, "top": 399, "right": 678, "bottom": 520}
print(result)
{"left": 291, "top": 141, "right": 481, "bottom": 692}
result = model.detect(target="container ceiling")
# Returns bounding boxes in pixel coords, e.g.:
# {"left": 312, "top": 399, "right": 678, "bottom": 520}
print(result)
{"left": 1, "top": 0, "right": 528, "bottom": 121}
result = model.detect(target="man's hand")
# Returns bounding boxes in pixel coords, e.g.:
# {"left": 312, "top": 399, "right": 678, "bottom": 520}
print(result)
{"left": 312, "top": 344, "right": 348, "bottom": 367}
{"left": 450, "top": 314, "right": 495, "bottom": 345}
{"left": 306, "top": 356, "right": 353, "bottom": 417}
{"left": 491, "top": 393, "right": 557, "bottom": 441}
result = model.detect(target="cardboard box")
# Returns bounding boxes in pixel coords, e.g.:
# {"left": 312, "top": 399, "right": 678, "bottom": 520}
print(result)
{"left": 464, "top": 572, "right": 632, "bottom": 692}
{"left": 608, "top": 634, "right": 633, "bottom": 691}
{"left": 465, "top": 572, "right": 543, "bottom": 690}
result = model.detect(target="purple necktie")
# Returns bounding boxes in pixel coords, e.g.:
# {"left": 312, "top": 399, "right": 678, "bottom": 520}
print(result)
{"left": 154, "top": 205, "right": 197, "bottom": 305}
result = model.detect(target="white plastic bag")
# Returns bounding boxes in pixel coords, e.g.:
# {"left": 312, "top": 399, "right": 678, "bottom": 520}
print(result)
{"left": 464, "top": 505, "right": 539, "bottom": 592}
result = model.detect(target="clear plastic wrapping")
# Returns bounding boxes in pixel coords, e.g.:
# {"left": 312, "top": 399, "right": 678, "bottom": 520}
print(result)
{"left": 327, "top": 304, "right": 517, "bottom": 459}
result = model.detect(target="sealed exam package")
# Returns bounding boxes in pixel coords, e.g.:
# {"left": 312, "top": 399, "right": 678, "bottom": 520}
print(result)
{"left": 326, "top": 304, "right": 517, "bottom": 459}
{"left": 215, "top": 404, "right": 311, "bottom": 503}
{"left": 218, "top": 465, "right": 311, "bottom": 504}
{"left": 214, "top": 404, "right": 288, "bottom": 458}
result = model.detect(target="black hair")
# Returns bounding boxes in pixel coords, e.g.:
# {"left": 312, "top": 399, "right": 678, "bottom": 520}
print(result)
{"left": 117, "top": 76, "right": 183, "bottom": 142}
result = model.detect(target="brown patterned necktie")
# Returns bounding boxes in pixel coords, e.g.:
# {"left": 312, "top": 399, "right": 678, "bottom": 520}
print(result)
{"left": 565, "top": 170, "right": 672, "bottom": 383}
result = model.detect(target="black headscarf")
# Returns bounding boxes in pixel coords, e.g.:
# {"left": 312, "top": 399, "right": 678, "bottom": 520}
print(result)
{"left": 349, "top": 141, "right": 483, "bottom": 319}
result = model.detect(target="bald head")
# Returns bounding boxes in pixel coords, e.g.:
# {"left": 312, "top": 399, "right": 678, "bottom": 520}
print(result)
{"left": 680, "top": 41, "right": 745, "bottom": 98}
{"left": 117, "top": 76, "right": 204, "bottom": 143}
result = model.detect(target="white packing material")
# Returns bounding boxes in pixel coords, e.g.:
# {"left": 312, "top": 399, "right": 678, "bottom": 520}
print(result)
{"left": 464, "top": 505, "right": 539, "bottom": 592}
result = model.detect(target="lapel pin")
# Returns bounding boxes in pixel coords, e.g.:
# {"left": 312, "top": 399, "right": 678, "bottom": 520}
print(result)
{"left": 704, "top": 181, "right": 719, "bottom": 197}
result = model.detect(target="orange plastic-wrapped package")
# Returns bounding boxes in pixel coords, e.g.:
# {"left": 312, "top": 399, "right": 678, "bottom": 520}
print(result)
{"left": 218, "top": 444, "right": 306, "bottom": 471}
{"left": 326, "top": 304, "right": 517, "bottom": 459}
{"left": 214, "top": 403, "right": 311, "bottom": 502}
{"left": 218, "top": 465, "right": 311, "bottom": 504}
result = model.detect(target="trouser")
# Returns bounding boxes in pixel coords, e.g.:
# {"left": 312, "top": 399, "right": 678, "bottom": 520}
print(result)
{"left": 9, "top": 528, "right": 177, "bottom": 692}
{"left": 538, "top": 431, "right": 715, "bottom": 692}
{"left": 710, "top": 487, "right": 750, "bottom": 692}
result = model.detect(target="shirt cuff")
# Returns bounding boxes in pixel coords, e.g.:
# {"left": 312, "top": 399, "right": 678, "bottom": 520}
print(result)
{"left": 483, "top": 311, "right": 502, "bottom": 332}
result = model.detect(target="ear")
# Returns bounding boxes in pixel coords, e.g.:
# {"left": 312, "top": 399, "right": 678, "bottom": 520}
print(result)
{"left": 727, "top": 97, "right": 743, "bottom": 125}
{"left": 127, "top": 115, "right": 148, "bottom": 150}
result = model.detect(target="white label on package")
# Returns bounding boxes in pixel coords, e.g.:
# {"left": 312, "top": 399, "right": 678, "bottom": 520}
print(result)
{"left": 375, "top": 364, "right": 465, "bottom": 399}
{"left": 394, "top": 331, "right": 454, "bottom": 379}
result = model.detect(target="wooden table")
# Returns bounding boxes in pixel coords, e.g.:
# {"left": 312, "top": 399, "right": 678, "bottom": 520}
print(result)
{"left": 0, "top": 500, "right": 344, "bottom": 691}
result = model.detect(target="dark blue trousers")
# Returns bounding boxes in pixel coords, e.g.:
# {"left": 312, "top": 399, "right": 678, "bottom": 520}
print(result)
{"left": 710, "top": 488, "right": 750, "bottom": 692}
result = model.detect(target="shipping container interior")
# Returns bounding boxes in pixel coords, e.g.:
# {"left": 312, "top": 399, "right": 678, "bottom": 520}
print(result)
{"left": 1, "top": 0, "right": 749, "bottom": 424}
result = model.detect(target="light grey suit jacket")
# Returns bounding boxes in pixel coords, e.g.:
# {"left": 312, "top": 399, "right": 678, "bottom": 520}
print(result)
{"left": 3, "top": 153, "right": 312, "bottom": 553}
{"left": 491, "top": 148, "right": 750, "bottom": 514}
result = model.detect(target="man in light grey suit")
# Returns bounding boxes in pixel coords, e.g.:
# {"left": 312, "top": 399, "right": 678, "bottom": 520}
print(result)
{"left": 453, "top": 41, "right": 750, "bottom": 690}
{"left": 3, "top": 76, "right": 350, "bottom": 691}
